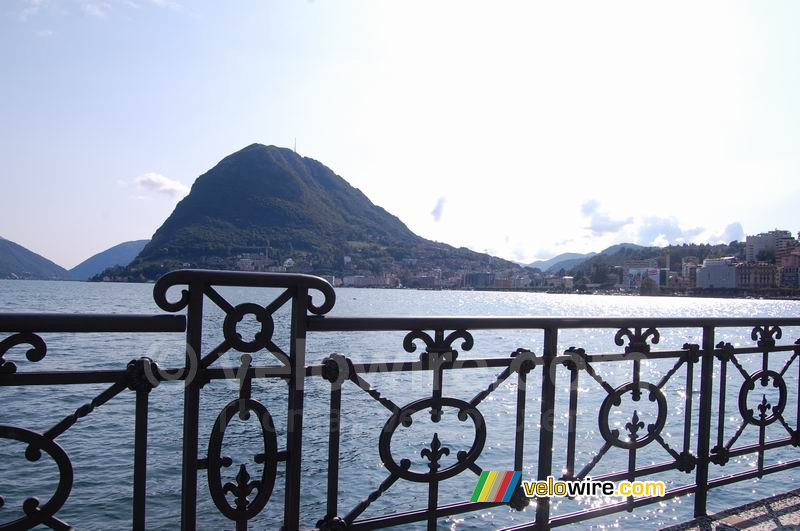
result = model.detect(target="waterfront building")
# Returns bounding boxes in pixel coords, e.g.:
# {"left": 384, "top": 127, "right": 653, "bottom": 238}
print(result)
{"left": 781, "top": 248, "right": 800, "bottom": 268}
{"left": 735, "top": 262, "right": 777, "bottom": 289}
{"left": 696, "top": 257, "right": 737, "bottom": 289}
{"left": 343, "top": 274, "right": 396, "bottom": 288}
{"left": 511, "top": 276, "right": 531, "bottom": 288}
{"left": 624, "top": 259, "right": 659, "bottom": 290}
{"left": 544, "top": 275, "right": 562, "bottom": 287}
{"left": 780, "top": 266, "right": 800, "bottom": 288}
{"left": 463, "top": 272, "right": 495, "bottom": 288}
{"left": 745, "top": 229, "right": 797, "bottom": 262}
{"left": 681, "top": 257, "right": 699, "bottom": 288}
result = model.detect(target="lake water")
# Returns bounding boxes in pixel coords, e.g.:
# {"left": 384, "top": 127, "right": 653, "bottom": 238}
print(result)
{"left": 2, "top": 280, "right": 800, "bottom": 530}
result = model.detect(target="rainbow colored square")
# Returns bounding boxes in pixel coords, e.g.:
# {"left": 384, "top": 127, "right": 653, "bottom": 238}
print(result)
{"left": 470, "top": 471, "right": 521, "bottom": 502}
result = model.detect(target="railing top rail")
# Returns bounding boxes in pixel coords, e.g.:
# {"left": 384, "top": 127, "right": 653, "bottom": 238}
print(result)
{"left": 308, "top": 315, "right": 800, "bottom": 331}
{"left": 154, "top": 268, "right": 333, "bottom": 289}
{"left": 0, "top": 313, "right": 186, "bottom": 333}
{"left": 154, "top": 269, "right": 335, "bottom": 315}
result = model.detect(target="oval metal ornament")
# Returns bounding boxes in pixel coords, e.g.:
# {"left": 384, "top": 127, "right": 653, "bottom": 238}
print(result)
{"left": 378, "top": 397, "right": 486, "bottom": 483}
{"left": 206, "top": 399, "right": 278, "bottom": 522}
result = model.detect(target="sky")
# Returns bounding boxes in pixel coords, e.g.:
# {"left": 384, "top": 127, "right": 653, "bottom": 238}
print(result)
{"left": 2, "top": 1, "right": 799, "bottom": 269}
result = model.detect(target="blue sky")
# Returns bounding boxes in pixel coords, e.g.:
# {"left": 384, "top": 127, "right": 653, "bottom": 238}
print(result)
{"left": 2, "top": 1, "right": 799, "bottom": 268}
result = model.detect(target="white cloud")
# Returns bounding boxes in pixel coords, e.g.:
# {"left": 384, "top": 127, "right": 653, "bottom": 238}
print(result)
{"left": 148, "top": 0, "right": 180, "bottom": 8}
{"left": 134, "top": 172, "right": 189, "bottom": 199}
{"left": 635, "top": 216, "right": 704, "bottom": 246}
{"left": 15, "top": 0, "right": 179, "bottom": 20}
{"left": 18, "top": 0, "right": 45, "bottom": 21}
{"left": 80, "top": 1, "right": 111, "bottom": 17}
{"left": 431, "top": 197, "right": 445, "bottom": 222}
{"left": 710, "top": 222, "right": 745, "bottom": 244}
{"left": 580, "top": 200, "right": 633, "bottom": 236}
{"left": 581, "top": 200, "right": 600, "bottom": 216}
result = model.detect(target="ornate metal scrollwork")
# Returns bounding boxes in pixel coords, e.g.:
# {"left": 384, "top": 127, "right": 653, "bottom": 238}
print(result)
{"left": 222, "top": 303, "right": 276, "bottom": 353}
{"left": 317, "top": 515, "right": 349, "bottom": 530}
{"left": 206, "top": 399, "right": 278, "bottom": 523}
{"left": 614, "top": 327, "right": 660, "bottom": 354}
{"left": 403, "top": 330, "right": 473, "bottom": 358}
{"left": 675, "top": 450, "right": 697, "bottom": 472}
{"left": 598, "top": 382, "right": 667, "bottom": 449}
{"left": 738, "top": 370, "right": 787, "bottom": 427}
{"left": 710, "top": 444, "right": 730, "bottom": 465}
{"left": 152, "top": 269, "right": 336, "bottom": 315}
{"left": 378, "top": 397, "right": 485, "bottom": 483}
{"left": 0, "top": 333, "right": 46, "bottom": 374}
{"left": 751, "top": 325, "right": 782, "bottom": 349}
{"left": 125, "top": 357, "right": 160, "bottom": 392}
{"left": 0, "top": 426, "right": 73, "bottom": 530}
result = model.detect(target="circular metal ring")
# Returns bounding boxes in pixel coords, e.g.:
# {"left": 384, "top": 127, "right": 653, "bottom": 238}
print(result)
{"left": 222, "top": 303, "right": 274, "bottom": 353}
{"left": 738, "top": 370, "right": 786, "bottom": 427}
{"left": 598, "top": 381, "right": 667, "bottom": 449}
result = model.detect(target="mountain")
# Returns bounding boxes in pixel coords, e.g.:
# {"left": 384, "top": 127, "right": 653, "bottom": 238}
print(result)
{"left": 527, "top": 243, "right": 647, "bottom": 273}
{"left": 528, "top": 252, "right": 596, "bottom": 272}
{"left": 69, "top": 240, "right": 149, "bottom": 280}
{"left": 567, "top": 241, "right": 746, "bottom": 286}
{"left": 599, "top": 243, "right": 645, "bottom": 255}
{"left": 0, "top": 237, "right": 69, "bottom": 280}
{"left": 109, "top": 144, "right": 520, "bottom": 281}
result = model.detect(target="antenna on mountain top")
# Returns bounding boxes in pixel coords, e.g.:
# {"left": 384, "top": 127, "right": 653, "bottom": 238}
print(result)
{"left": 294, "top": 138, "right": 297, "bottom": 152}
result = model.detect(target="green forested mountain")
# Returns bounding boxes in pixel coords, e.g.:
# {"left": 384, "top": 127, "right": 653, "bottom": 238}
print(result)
{"left": 110, "top": 144, "right": 518, "bottom": 280}
{"left": 0, "top": 237, "right": 69, "bottom": 280}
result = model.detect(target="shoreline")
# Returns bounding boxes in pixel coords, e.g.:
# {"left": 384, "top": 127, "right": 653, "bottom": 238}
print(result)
{"left": 4, "top": 277, "right": 800, "bottom": 301}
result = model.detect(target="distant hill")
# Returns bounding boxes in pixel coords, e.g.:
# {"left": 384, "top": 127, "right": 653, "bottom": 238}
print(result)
{"left": 0, "top": 237, "right": 69, "bottom": 280}
{"left": 527, "top": 244, "right": 646, "bottom": 273}
{"left": 107, "top": 144, "right": 520, "bottom": 281}
{"left": 69, "top": 240, "right": 149, "bottom": 280}
{"left": 599, "top": 243, "right": 645, "bottom": 256}
{"left": 528, "top": 252, "right": 596, "bottom": 272}
{"left": 567, "top": 241, "right": 746, "bottom": 286}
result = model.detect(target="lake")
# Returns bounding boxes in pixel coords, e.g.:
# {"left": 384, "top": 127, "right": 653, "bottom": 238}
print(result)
{"left": 2, "top": 279, "right": 800, "bottom": 530}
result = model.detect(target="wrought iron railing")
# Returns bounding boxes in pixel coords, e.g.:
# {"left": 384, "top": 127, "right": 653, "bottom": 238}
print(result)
{"left": 1, "top": 270, "right": 799, "bottom": 530}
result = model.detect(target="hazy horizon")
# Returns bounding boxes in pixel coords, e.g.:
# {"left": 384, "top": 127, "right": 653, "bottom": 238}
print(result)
{"left": 3, "top": 1, "right": 799, "bottom": 269}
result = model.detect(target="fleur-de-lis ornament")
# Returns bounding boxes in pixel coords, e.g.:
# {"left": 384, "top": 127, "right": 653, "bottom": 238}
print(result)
{"left": 420, "top": 432, "right": 450, "bottom": 472}
{"left": 757, "top": 394, "right": 772, "bottom": 419}
{"left": 625, "top": 410, "right": 645, "bottom": 440}
{"left": 223, "top": 464, "right": 261, "bottom": 511}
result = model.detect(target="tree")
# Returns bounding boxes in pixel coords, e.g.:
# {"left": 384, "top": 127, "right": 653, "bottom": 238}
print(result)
{"left": 640, "top": 277, "right": 659, "bottom": 296}
{"left": 756, "top": 250, "right": 775, "bottom": 264}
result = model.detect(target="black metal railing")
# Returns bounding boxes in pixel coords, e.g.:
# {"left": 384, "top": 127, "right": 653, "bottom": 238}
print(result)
{"left": 1, "top": 270, "right": 799, "bottom": 530}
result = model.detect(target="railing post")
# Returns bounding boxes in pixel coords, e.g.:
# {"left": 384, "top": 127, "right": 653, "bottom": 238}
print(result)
{"left": 181, "top": 281, "right": 203, "bottom": 530}
{"left": 535, "top": 327, "right": 558, "bottom": 530}
{"left": 694, "top": 326, "right": 715, "bottom": 517}
{"left": 285, "top": 286, "right": 308, "bottom": 529}
{"left": 133, "top": 386, "right": 150, "bottom": 530}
